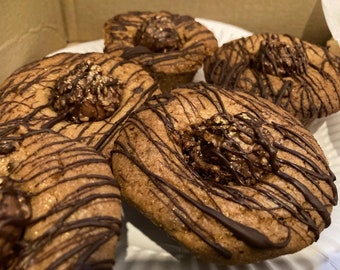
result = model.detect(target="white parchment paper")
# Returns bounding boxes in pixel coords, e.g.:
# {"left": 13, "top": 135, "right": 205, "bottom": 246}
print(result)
{"left": 322, "top": 0, "right": 340, "bottom": 45}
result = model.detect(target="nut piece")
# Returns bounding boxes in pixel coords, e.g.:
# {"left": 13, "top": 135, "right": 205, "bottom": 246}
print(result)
{"left": 134, "top": 14, "right": 182, "bottom": 52}
{"left": 53, "top": 60, "right": 122, "bottom": 123}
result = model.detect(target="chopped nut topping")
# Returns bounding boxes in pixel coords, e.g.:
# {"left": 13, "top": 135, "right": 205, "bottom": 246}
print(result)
{"left": 252, "top": 35, "right": 308, "bottom": 76}
{"left": 53, "top": 60, "right": 122, "bottom": 123}
{"left": 177, "top": 113, "right": 277, "bottom": 186}
{"left": 134, "top": 14, "right": 182, "bottom": 52}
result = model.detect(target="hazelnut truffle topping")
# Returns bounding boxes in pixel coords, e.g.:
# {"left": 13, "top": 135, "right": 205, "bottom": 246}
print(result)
{"left": 134, "top": 14, "right": 182, "bottom": 52}
{"left": 0, "top": 176, "right": 31, "bottom": 266}
{"left": 253, "top": 36, "right": 308, "bottom": 76}
{"left": 178, "top": 113, "right": 274, "bottom": 186}
{"left": 53, "top": 59, "right": 122, "bottom": 123}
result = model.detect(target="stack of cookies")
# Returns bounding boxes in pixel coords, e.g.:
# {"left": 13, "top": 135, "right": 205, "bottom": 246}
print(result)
{"left": 0, "top": 10, "right": 339, "bottom": 269}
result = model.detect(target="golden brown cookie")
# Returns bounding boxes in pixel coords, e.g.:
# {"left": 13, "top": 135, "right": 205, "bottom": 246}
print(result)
{"left": 0, "top": 127, "right": 121, "bottom": 269}
{"left": 204, "top": 33, "right": 340, "bottom": 126}
{"left": 327, "top": 38, "right": 340, "bottom": 57}
{"left": 111, "top": 82, "right": 337, "bottom": 265}
{"left": 0, "top": 52, "right": 158, "bottom": 158}
{"left": 104, "top": 11, "right": 218, "bottom": 91}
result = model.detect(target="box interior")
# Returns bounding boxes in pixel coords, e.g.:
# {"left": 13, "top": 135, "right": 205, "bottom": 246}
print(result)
{"left": 0, "top": 0, "right": 332, "bottom": 84}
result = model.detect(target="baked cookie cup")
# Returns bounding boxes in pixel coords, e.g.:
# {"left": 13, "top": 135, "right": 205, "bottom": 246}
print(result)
{"left": 0, "top": 128, "right": 121, "bottom": 269}
{"left": 0, "top": 52, "right": 158, "bottom": 158}
{"left": 111, "top": 82, "right": 337, "bottom": 265}
{"left": 204, "top": 33, "right": 340, "bottom": 126}
{"left": 104, "top": 11, "right": 218, "bottom": 91}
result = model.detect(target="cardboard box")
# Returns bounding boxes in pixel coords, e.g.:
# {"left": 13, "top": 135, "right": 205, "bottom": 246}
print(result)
{"left": 0, "top": 0, "right": 332, "bottom": 84}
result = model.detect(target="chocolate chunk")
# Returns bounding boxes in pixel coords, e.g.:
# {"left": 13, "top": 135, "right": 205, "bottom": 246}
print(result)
{"left": 0, "top": 177, "right": 31, "bottom": 266}
{"left": 0, "top": 141, "right": 16, "bottom": 155}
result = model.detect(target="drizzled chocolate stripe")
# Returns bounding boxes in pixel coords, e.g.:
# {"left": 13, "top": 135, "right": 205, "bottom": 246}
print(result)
{"left": 94, "top": 83, "right": 158, "bottom": 153}
{"left": 112, "top": 82, "right": 337, "bottom": 263}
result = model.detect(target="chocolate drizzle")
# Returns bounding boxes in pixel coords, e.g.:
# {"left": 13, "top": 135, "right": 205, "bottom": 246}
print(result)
{"left": 112, "top": 82, "right": 337, "bottom": 263}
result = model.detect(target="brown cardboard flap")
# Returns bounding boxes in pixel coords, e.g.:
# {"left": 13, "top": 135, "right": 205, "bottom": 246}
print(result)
{"left": 0, "top": 0, "right": 67, "bottom": 84}
{"left": 60, "top": 0, "right": 79, "bottom": 42}
{"left": 62, "top": 0, "right": 331, "bottom": 44}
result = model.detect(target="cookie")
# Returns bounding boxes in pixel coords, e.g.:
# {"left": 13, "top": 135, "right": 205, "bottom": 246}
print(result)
{"left": 111, "top": 82, "right": 337, "bottom": 265}
{"left": 0, "top": 127, "right": 121, "bottom": 269}
{"left": 327, "top": 38, "right": 340, "bottom": 57}
{"left": 104, "top": 11, "right": 218, "bottom": 91}
{"left": 204, "top": 33, "right": 340, "bottom": 126}
{"left": 0, "top": 52, "right": 158, "bottom": 158}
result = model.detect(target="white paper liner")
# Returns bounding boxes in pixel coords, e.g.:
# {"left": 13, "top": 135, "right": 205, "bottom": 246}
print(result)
{"left": 322, "top": 0, "right": 340, "bottom": 46}
{"left": 51, "top": 19, "right": 340, "bottom": 270}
